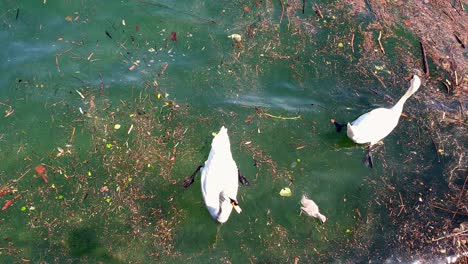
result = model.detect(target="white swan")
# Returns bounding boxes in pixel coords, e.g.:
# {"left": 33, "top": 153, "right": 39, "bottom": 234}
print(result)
{"left": 346, "top": 75, "right": 421, "bottom": 145}
{"left": 300, "top": 194, "right": 326, "bottom": 223}
{"left": 183, "top": 126, "right": 244, "bottom": 223}
{"left": 332, "top": 75, "right": 421, "bottom": 167}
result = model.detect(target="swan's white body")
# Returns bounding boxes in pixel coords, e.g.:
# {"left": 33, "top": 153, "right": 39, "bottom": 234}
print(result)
{"left": 347, "top": 75, "right": 421, "bottom": 145}
{"left": 201, "top": 126, "right": 241, "bottom": 223}
{"left": 300, "top": 194, "right": 326, "bottom": 223}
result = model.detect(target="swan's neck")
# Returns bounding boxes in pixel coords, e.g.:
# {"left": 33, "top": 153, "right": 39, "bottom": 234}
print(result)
{"left": 392, "top": 84, "right": 416, "bottom": 112}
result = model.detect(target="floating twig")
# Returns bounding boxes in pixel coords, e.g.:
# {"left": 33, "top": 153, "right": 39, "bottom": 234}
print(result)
{"left": 1, "top": 102, "right": 14, "bottom": 118}
{"left": 442, "top": 10, "right": 455, "bottom": 21}
{"left": 157, "top": 63, "right": 168, "bottom": 77}
{"left": 261, "top": 112, "right": 301, "bottom": 120}
{"left": 452, "top": 175, "right": 468, "bottom": 220}
{"left": 370, "top": 71, "right": 387, "bottom": 88}
{"left": 440, "top": 80, "right": 450, "bottom": 94}
{"left": 431, "top": 229, "right": 468, "bottom": 242}
{"left": 279, "top": 0, "right": 285, "bottom": 25}
{"left": 69, "top": 127, "right": 76, "bottom": 144}
{"left": 420, "top": 41, "right": 429, "bottom": 76}
{"left": 351, "top": 31, "right": 355, "bottom": 53}
{"left": 397, "top": 192, "right": 406, "bottom": 217}
{"left": 377, "top": 31, "right": 385, "bottom": 54}
{"left": 105, "top": 30, "right": 112, "bottom": 39}
{"left": 55, "top": 54, "right": 60, "bottom": 73}
{"left": 13, "top": 168, "right": 31, "bottom": 183}
{"left": 314, "top": 4, "right": 323, "bottom": 19}
{"left": 454, "top": 33, "right": 465, "bottom": 48}
{"left": 431, "top": 204, "right": 468, "bottom": 216}
{"left": 55, "top": 48, "right": 72, "bottom": 73}
{"left": 75, "top": 90, "right": 85, "bottom": 99}
{"left": 99, "top": 72, "right": 104, "bottom": 95}
{"left": 302, "top": 0, "right": 305, "bottom": 14}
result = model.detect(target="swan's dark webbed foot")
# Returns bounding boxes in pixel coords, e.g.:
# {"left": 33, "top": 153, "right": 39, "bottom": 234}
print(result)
{"left": 238, "top": 170, "right": 250, "bottom": 186}
{"left": 330, "top": 119, "right": 345, "bottom": 132}
{"left": 362, "top": 146, "right": 374, "bottom": 168}
{"left": 183, "top": 165, "right": 203, "bottom": 188}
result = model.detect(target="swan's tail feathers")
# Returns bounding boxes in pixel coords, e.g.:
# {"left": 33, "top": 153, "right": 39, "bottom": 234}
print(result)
{"left": 212, "top": 126, "right": 231, "bottom": 150}
{"left": 346, "top": 123, "right": 355, "bottom": 138}
{"left": 330, "top": 119, "right": 345, "bottom": 132}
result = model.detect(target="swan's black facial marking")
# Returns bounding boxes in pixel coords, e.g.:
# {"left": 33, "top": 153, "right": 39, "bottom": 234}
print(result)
{"left": 230, "top": 198, "right": 238, "bottom": 206}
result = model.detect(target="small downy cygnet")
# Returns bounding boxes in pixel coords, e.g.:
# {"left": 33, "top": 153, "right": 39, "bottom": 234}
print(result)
{"left": 300, "top": 194, "right": 326, "bottom": 223}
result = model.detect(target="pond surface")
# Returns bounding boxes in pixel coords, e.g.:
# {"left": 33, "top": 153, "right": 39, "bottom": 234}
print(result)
{"left": 0, "top": 0, "right": 442, "bottom": 263}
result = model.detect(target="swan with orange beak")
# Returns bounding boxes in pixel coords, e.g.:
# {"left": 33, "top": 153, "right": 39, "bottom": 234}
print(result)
{"left": 332, "top": 75, "right": 422, "bottom": 167}
{"left": 183, "top": 126, "right": 248, "bottom": 223}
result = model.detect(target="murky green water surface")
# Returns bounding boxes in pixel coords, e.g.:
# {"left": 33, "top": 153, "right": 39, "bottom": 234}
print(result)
{"left": 0, "top": 0, "right": 441, "bottom": 263}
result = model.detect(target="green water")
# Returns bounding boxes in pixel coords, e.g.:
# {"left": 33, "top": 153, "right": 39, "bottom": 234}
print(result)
{"left": 0, "top": 0, "right": 441, "bottom": 263}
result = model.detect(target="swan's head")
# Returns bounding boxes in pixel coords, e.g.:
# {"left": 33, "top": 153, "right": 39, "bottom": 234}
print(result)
{"left": 217, "top": 191, "right": 242, "bottom": 223}
{"left": 318, "top": 214, "right": 327, "bottom": 224}
{"left": 408, "top": 75, "right": 421, "bottom": 94}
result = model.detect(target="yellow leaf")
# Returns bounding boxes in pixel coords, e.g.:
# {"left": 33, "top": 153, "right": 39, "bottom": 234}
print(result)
{"left": 279, "top": 187, "right": 292, "bottom": 197}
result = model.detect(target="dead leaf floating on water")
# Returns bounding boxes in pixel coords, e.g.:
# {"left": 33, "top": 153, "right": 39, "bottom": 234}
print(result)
{"left": 2, "top": 199, "right": 14, "bottom": 211}
{"left": 4, "top": 109, "right": 14, "bottom": 118}
{"left": 2, "top": 194, "right": 21, "bottom": 211}
{"left": 56, "top": 147, "right": 64, "bottom": 157}
{"left": 228, "top": 34, "right": 242, "bottom": 43}
{"left": 34, "top": 164, "right": 48, "bottom": 183}
{"left": 279, "top": 187, "right": 292, "bottom": 197}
